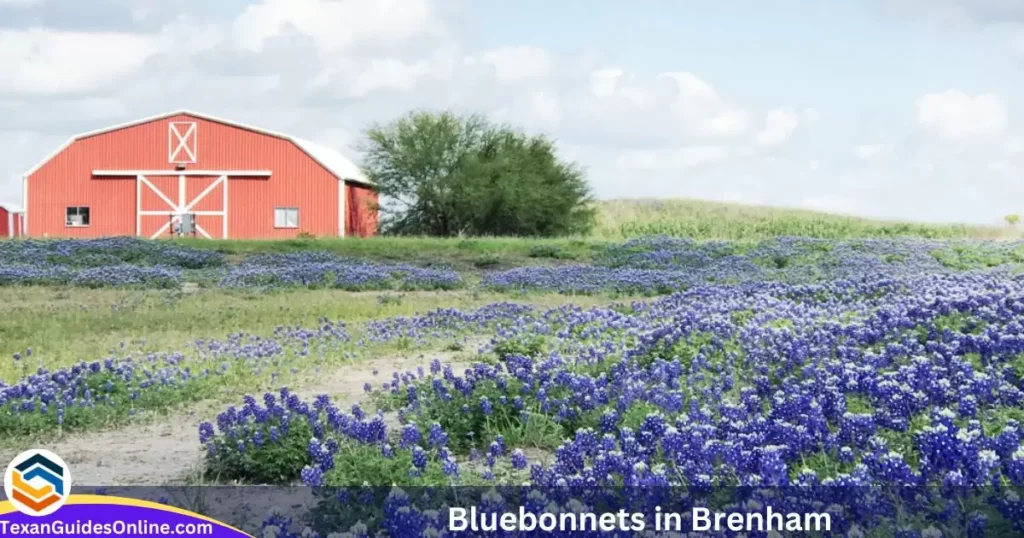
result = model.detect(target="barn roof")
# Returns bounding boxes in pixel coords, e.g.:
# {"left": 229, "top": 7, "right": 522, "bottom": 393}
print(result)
{"left": 0, "top": 203, "right": 23, "bottom": 213}
{"left": 23, "top": 109, "right": 372, "bottom": 186}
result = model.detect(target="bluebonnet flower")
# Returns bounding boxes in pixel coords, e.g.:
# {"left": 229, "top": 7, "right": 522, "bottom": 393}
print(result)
{"left": 411, "top": 446, "right": 427, "bottom": 470}
{"left": 511, "top": 449, "right": 527, "bottom": 470}
{"left": 442, "top": 457, "right": 459, "bottom": 477}
{"left": 52, "top": 234, "right": 1024, "bottom": 536}
{"left": 400, "top": 424, "right": 421, "bottom": 449}
{"left": 480, "top": 397, "right": 493, "bottom": 416}
{"left": 300, "top": 466, "right": 323, "bottom": 487}
{"left": 428, "top": 422, "right": 448, "bottom": 448}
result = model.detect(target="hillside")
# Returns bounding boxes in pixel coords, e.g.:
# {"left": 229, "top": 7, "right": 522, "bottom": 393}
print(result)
{"left": 156, "top": 199, "right": 1023, "bottom": 272}
{"left": 594, "top": 198, "right": 1016, "bottom": 241}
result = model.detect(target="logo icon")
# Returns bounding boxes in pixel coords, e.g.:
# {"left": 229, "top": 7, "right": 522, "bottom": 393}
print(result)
{"left": 4, "top": 449, "right": 72, "bottom": 516}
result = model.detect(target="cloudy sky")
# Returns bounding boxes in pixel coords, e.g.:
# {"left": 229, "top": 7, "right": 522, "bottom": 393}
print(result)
{"left": 1, "top": 0, "right": 1023, "bottom": 224}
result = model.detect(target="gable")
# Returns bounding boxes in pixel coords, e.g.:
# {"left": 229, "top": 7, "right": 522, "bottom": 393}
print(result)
{"left": 24, "top": 110, "right": 371, "bottom": 186}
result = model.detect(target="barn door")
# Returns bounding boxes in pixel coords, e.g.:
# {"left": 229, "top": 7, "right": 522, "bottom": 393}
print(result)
{"left": 137, "top": 174, "right": 227, "bottom": 239}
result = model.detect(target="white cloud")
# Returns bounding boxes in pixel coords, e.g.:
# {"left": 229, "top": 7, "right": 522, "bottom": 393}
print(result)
{"left": 156, "top": 16, "right": 225, "bottom": 55}
{"left": 735, "top": 146, "right": 756, "bottom": 158}
{"left": 346, "top": 58, "right": 434, "bottom": 97}
{"left": 661, "top": 72, "right": 750, "bottom": 137}
{"left": 530, "top": 69, "right": 757, "bottom": 149}
{"left": 527, "top": 91, "right": 560, "bottom": 125}
{"left": 912, "top": 158, "right": 936, "bottom": 176}
{"left": 589, "top": 68, "right": 623, "bottom": 98}
{"left": 492, "top": 89, "right": 562, "bottom": 127}
{"left": 616, "top": 146, "right": 731, "bottom": 170}
{"left": 306, "top": 45, "right": 463, "bottom": 100}
{"left": 0, "top": 29, "right": 158, "bottom": 94}
{"left": 853, "top": 143, "right": 893, "bottom": 159}
{"left": 662, "top": 72, "right": 720, "bottom": 102}
{"left": 312, "top": 127, "right": 360, "bottom": 151}
{"left": 883, "top": 0, "right": 1024, "bottom": 25}
{"left": 704, "top": 109, "right": 750, "bottom": 138}
{"left": 755, "top": 108, "right": 800, "bottom": 147}
{"left": 232, "top": 0, "right": 441, "bottom": 53}
{"left": 3, "top": 0, "right": 1020, "bottom": 225}
{"left": 481, "top": 46, "right": 553, "bottom": 83}
{"left": 916, "top": 89, "right": 1008, "bottom": 141}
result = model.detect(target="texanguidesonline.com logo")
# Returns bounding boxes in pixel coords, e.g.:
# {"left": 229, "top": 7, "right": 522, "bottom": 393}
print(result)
{"left": 4, "top": 449, "right": 72, "bottom": 517}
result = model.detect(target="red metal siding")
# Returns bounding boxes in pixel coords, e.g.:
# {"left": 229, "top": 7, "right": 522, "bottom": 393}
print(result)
{"left": 26, "top": 113, "right": 343, "bottom": 239}
{"left": 14, "top": 214, "right": 22, "bottom": 237}
{"left": 346, "top": 183, "right": 378, "bottom": 237}
{"left": 140, "top": 176, "right": 177, "bottom": 211}
{"left": 230, "top": 170, "right": 336, "bottom": 239}
{"left": 0, "top": 208, "right": 9, "bottom": 238}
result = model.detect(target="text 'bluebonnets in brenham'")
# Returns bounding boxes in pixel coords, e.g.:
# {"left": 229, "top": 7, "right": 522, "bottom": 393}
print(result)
{"left": 448, "top": 506, "right": 831, "bottom": 533}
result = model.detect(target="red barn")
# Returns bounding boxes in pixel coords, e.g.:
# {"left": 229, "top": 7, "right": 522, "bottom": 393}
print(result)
{"left": 0, "top": 203, "right": 24, "bottom": 238}
{"left": 21, "top": 110, "right": 378, "bottom": 239}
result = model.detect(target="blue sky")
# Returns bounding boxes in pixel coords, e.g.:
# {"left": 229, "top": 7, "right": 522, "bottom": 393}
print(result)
{"left": 478, "top": 1, "right": 1022, "bottom": 104}
{"left": 1, "top": 0, "right": 1022, "bottom": 224}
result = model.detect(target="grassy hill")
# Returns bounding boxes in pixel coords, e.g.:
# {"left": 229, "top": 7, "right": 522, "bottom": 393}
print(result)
{"left": 595, "top": 198, "right": 1016, "bottom": 241}
{"left": 167, "top": 199, "right": 1020, "bottom": 271}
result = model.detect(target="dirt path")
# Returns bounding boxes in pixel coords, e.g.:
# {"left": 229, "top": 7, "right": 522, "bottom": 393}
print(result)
{"left": 2, "top": 350, "right": 480, "bottom": 487}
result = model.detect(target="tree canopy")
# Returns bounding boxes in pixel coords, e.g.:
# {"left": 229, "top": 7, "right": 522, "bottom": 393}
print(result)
{"left": 359, "top": 111, "right": 595, "bottom": 237}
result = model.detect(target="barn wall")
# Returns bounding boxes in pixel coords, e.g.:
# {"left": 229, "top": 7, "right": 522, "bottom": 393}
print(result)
{"left": 14, "top": 213, "right": 23, "bottom": 237}
{"left": 0, "top": 208, "right": 9, "bottom": 238}
{"left": 230, "top": 164, "right": 338, "bottom": 239}
{"left": 26, "top": 113, "right": 341, "bottom": 239}
{"left": 345, "top": 183, "right": 378, "bottom": 237}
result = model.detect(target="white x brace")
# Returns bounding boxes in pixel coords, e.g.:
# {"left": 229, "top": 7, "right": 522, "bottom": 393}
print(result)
{"left": 168, "top": 122, "right": 197, "bottom": 164}
{"left": 136, "top": 174, "right": 226, "bottom": 239}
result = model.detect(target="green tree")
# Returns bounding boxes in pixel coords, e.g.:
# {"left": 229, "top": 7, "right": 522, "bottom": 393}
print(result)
{"left": 360, "top": 110, "right": 595, "bottom": 237}
{"left": 1005, "top": 214, "right": 1020, "bottom": 227}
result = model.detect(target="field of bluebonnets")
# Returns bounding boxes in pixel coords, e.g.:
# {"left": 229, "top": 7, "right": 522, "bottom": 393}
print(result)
{"left": 0, "top": 238, "right": 463, "bottom": 291}
{"left": 6, "top": 236, "right": 1024, "bottom": 536}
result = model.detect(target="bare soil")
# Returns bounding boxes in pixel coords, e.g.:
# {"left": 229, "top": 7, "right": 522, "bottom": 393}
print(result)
{"left": 1, "top": 350, "right": 479, "bottom": 488}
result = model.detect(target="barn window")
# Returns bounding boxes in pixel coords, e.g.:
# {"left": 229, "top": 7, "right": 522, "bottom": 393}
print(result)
{"left": 274, "top": 207, "right": 299, "bottom": 229}
{"left": 66, "top": 206, "right": 90, "bottom": 227}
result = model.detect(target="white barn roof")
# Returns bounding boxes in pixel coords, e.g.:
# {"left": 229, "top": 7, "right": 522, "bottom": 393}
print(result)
{"left": 23, "top": 109, "right": 371, "bottom": 185}
{"left": 0, "top": 203, "right": 23, "bottom": 213}
{"left": 291, "top": 137, "right": 366, "bottom": 184}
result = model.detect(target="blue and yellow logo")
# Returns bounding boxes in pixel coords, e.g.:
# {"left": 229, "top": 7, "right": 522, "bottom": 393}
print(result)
{"left": 3, "top": 449, "right": 72, "bottom": 517}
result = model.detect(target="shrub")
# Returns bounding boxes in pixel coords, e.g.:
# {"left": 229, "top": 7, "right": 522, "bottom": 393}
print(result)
{"left": 203, "top": 412, "right": 315, "bottom": 484}
{"left": 472, "top": 254, "right": 501, "bottom": 268}
{"left": 527, "top": 244, "right": 575, "bottom": 260}
{"left": 361, "top": 110, "right": 595, "bottom": 236}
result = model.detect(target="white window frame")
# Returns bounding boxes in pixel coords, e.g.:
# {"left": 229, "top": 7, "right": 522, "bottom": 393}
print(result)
{"left": 168, "top": 122, "right": 197, "bottom": 164}
{"left": 65, "top": 206, "right": 90, "bottom": 227}
{"left": 274, "top": 207, "right": 299, "bottom": 229}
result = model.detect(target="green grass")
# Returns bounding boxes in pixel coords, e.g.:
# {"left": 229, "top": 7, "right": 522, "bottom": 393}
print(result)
{"left": 0, "top": 284, "right": 637, "bottom": 442}
{"left": 931, "top": 242, "right": 1024, "bottom": 270}
{"left": 172, "top": 236, "right": 605, "bottom": 271}
{"left": 4, "top": 196, "right": 1022, "bottom": 445}
{"left": 594, "top": 198, "right": 1017, "bottom": 241}
{"left": 0, "top": 367, "right": 221, "bottom": 438}
{"left": 160, "top": 199, "right": 1022, "bottom": 268}
{"left": 0, "top": 286, "right": 619, "bottom": 382}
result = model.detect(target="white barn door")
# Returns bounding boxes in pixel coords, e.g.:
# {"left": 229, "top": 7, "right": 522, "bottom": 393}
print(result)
{"left": 137, "top": 174, "right": 227, "bottom": 239}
